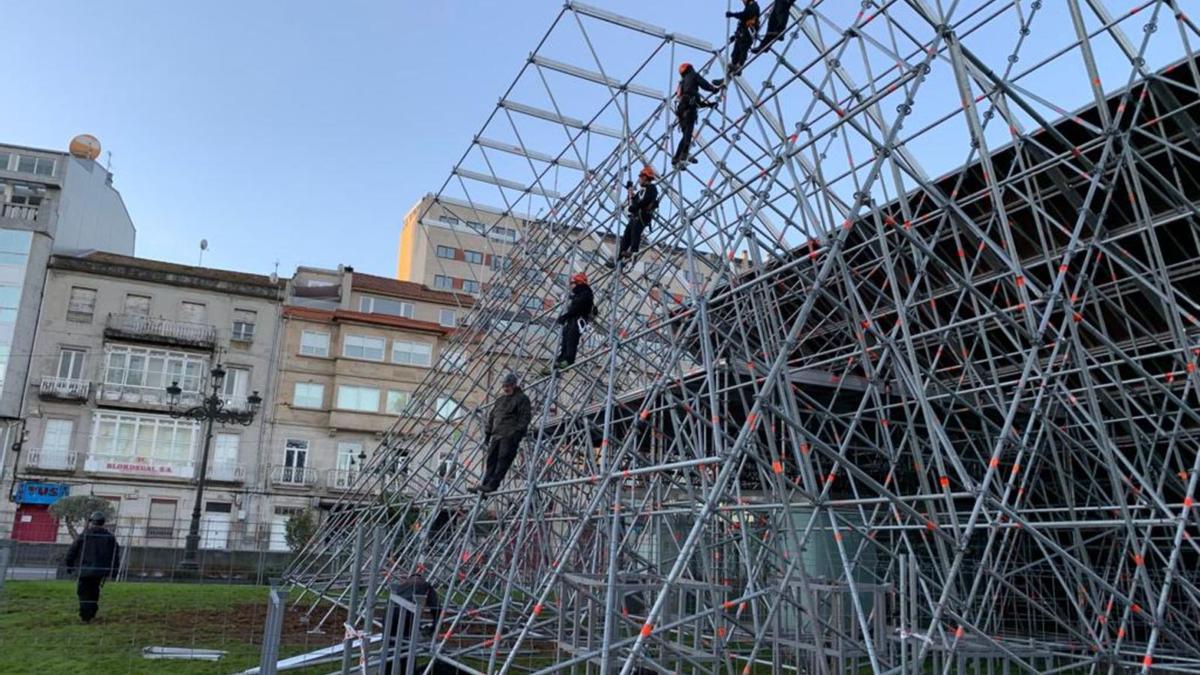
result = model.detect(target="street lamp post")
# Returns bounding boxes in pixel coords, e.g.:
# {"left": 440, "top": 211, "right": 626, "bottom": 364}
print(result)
{"left": 167, "top": 364, "right": 262, "bottom": 570}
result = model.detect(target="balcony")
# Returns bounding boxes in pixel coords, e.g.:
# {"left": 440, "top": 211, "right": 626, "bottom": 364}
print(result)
{"left": 38, "top": 376, "right": 90, "bottom": 401}
{"left": 25, "top": 449, "right": 77, "bottom": 472}
{"left": 96, "top": 383, "right": 201, "bottom": 411}
{"left": 1, "top": 202, "right": 40, "bottom": 223}
{"left": 208, "top": 461, "right": 245, "bottom": 483}
{"left": 105, "top": 313, "right": 217, "bottom": 350}
{"left": 270, "top": 465, "right": 319, "bottom": 488}
{"left": 326, "top": 469, "right": 361, "bottom": 491}
{"left": 84, "top": 453, "right": 195, "bottom": 480}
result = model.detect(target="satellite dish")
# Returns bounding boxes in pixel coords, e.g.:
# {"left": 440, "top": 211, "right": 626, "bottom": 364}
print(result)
{"left": 69, "top": 134, "right": 102, "bottom": 160}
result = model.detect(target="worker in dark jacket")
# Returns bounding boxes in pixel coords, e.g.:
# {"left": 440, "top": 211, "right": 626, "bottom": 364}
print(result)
{"left": 754, "top": 0, "right": 795, "bottom": 53}
{"left": 614, "top": 166, "right": 659, "bottom": 264}
{"left": 383, "top": 574, "right": 444, "bottom": 674}
{"left": 64, "top": 511, "right": 121, "bottom": 623}
{"left": 469, "top": 373, "right": 532, "bottom": 494}
{"left": 552, "top": 273, "right": 594, "bottom": 370}
{"left": 727, "top": 0, "right": 761, "bottom": 74}
{"left": 672, "top": 63, "right": 721, "bottom": 167}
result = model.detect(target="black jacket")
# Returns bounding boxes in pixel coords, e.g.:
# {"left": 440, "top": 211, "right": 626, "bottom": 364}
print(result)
{"left": 729, "top": 1, "right": 761, "bottom": 35}
{"left": 558, "top": 283, "right": 594, "bottom": 324}
{"left": 487, "top": 387, "right": 532, "bottom": 439}
{"left": 65, "top": 526, "right": 121, "bottom": 579}
{"left": 766, "top": 0, "right": 794, "bottom": 32}
{"left": 628, "top": 183, "right": 658, "bottom": 224}
{"left": 677, "top": 69, "right": 719, "bottom": 110}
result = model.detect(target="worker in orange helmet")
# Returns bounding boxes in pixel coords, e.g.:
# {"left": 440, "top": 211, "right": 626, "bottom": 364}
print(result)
{"left": 672, "top": 63, "right": 721, "bottom": 167}
{"left": 545, "top": 272, "right": 594, "bottom": 374}
{"left": 613, "top": 165, "right": 659, "bottom": 265}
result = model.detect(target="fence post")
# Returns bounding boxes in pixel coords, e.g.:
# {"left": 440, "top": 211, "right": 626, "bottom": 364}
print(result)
{"left": 258, "top": 582, "right": 284, "bottom": 675}
{"left": 340, "top": 527, "right": 366, "bottom": 674}
{"left": 0, "top": 544, "right": 10, "bottom": 591}
{"left": 362, "top": 525, "right": 385, "bottom": 632}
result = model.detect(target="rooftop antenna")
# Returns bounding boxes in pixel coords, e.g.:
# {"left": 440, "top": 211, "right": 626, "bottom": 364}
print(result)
{"left": 198, "top": 239, "right": 208, "bottom": 267}
{"left": 105, "top": 150, "right": 113, "bottom": 172}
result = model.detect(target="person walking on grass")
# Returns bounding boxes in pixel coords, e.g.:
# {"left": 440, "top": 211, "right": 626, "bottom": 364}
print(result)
{"left": 64, "top": 511, "right": 121, "bottom": 623}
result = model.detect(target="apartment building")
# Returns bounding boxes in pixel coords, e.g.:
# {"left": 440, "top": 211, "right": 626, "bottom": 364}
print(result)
{"left": 0, "top": 139, "right": 136, "bottom": 474}
{"left": 5, "top": 253, "right": 284, "bottom": 549}
{"left": 262, "top": 266, "right": 476, "bottom": 529}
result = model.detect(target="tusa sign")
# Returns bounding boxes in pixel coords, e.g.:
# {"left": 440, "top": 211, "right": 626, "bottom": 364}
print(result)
{"left": 16, "top": 481, "right": 70, "bottom": 505}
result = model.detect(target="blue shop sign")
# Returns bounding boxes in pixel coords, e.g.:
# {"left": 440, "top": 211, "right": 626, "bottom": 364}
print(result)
{"left": 17, "top": 481, "right": 70, "bottom": 505}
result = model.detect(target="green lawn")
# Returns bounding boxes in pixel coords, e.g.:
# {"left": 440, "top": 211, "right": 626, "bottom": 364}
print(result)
{"left": 0, "top": 581, "right": 342, "bottom": 675}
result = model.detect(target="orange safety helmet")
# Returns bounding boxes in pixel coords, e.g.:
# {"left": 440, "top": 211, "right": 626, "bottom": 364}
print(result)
{"left": 638, "top": 165, "right": 656, "bottom": 180}
{"left": 678, "top": 62, "right": 692, "bottom": 75}
{"left": 571, "top": 272, "right": 589, "bottom": 285}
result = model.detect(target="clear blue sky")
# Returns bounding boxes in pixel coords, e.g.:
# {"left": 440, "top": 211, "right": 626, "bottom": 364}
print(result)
{"left": 3, "top": 1, "right": 1187, "bottom": 278}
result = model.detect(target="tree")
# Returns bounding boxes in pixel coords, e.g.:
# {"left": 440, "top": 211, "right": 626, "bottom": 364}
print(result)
{"left": 284, "top": 509, "right": 318, "bottom": 554}
{"left": 49, "top": 496, "right": 116, "bottom": 539}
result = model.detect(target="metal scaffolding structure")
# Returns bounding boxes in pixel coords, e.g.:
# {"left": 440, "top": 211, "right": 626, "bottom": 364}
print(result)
{"left": 283, "top": 2, "right": 1200, "bottom": 673}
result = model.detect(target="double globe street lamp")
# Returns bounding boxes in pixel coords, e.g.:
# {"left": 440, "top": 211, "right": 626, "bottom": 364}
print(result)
{"left": 166, "top": 364, "right": 262, "bottom": 570}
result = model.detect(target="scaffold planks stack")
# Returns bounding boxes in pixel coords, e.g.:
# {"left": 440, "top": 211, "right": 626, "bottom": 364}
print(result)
{"left": 284, "top": 2, "right": 1200, "bottom": 673}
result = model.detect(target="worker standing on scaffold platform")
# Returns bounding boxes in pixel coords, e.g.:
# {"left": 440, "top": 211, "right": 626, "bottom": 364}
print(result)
{"left": 468, "top": 373, "right": 531, "bottom": 495}
{"left": 612, "top": 166, "right": 659, "bottom": 266}
{"left": 754, "top": 0, "right": 795, "bottom": 54}
{"left": 672, "top": 63, "right": 721, "bottom": 168}
{"left": 726, "top": 0, "right": 760, "bottom": 75}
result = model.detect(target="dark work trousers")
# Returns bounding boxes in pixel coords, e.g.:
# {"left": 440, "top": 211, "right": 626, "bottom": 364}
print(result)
{"left": 77, "top": 576, "right": 103, "bottom": 621}
{"left": 618, "top": 217, "right": 648, "bottom": 260}
{"left": 558, "top": 318, "right": 583, "bottom": 365}
{"left": 482, "top": 433, "right": 524, "bottom": 490}
{"left": 673, "top": 106, "right": 698, "bottom": 164}
{"left": 731, "top": 31, "right": 753, "bottom": 72}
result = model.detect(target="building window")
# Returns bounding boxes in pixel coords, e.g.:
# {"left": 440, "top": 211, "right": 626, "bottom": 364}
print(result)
{"left": 102, "top": 345, "right": 206, "bottom": 400}
{"left": 438, "top": 309, "right": 457, "bottom": 327}
{"left": 343, "top": 334, "right": 385, "bottom": 361}
{"left": 465, "top": 220, "right": 485, "bottom": 232}
{"left": 40, "top": 419, "right": 75, "bottom": 470}
{"left": 299, "top": 330, "right": 330, "bottom": 357}
{"left": 221, "top": 366, "right": 250, "bottom": 406}
{"left": 522, "top": 296, "right": 541, "bottom": 311}
{"left": 391, "top": 340, "right": 432, "bottom": 367}
{"left": 358, "top": 295, "right": 414, "bottom": 319}
{"left": 124, "top": 294, "right": 151, "bottom": 316}
{"left": 433, "top": 275, "right": 453, "bottom": 291}
{"left": 147, "top": 499, "right": 177, "bottom": 538}
{"left": 67, "top": 287, "right": 97, "bottom": 323}
{"left": 385, "top": 390, "right": 411, "bottom": 414}
{"left": 293, "top": 382, "right": 324, "bottom": 409}
{"left": 438, "top": 215, "right": 460, "bottom": 226}
{"left": 491, "top": 255, "right": 511, "bottom": 271}
{"left": 282, "top": 439, "right": 309, "bottom": 484}
{"left": 232, "top": 309, "right": 256, "bottom": 342}
{"left": 462, "top": 279, "right": 480, "bottom": 295}
{"left": 464, "top": 250, "right": 484, "bottom": 265}
{"left": 336, "top": 385, "right": 380, "bottom": 413}
{"left": 490, "top": 226, "right": 518, "bottom": 242}
{"left": 435, "top": 396, "right": 465, "bottom": 421}
{"left": 57, "top": 348, "right": 87, "bottom": 381}
{"left": 436, "top": 245, "right": 456, "bottom": 260}
{"left": 16, "top": 155, "right": 55, "bottom": 177}
{"left": 180, "top": 301, "right": 207, "bottom": 325}
{"left": 89, "top": 412, "right": 201, "bottom": 474}
{"left": 0, "top": 152, "right": 9, "bottom": 171}
{"left": 437, "top": 348, "right": 467, "bottom": 373}
{"left": 212, "top": 434, "right": 240, "bottom": 480}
